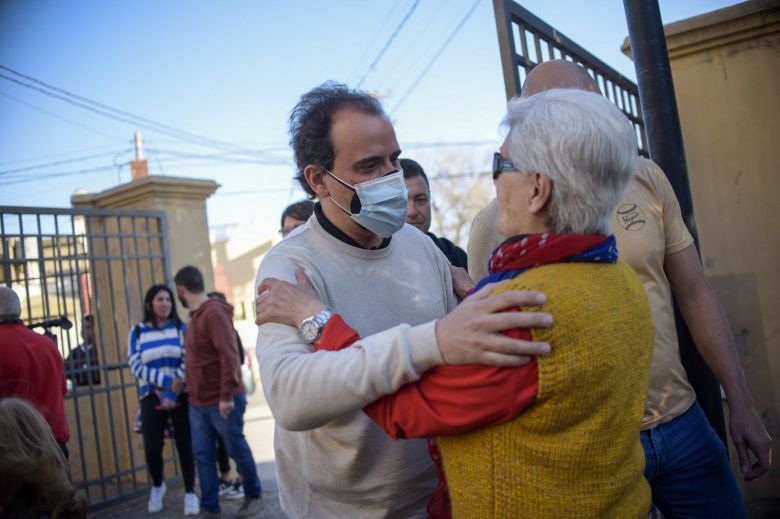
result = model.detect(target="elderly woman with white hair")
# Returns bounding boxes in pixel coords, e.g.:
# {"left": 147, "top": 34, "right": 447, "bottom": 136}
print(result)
{"left": 255, "top": 89, "right": 655, "bottom": 518}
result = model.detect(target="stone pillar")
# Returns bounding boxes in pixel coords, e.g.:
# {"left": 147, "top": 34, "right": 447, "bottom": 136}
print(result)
{"left": 72, "top": 175, "right": 219, "bottom": 287}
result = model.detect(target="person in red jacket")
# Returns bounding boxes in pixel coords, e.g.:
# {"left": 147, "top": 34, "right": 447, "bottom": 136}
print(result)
{"left": 0, "top": 286, "right": 70, "bottom": 457}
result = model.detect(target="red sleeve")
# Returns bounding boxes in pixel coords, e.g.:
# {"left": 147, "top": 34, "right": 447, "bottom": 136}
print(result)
{"left": 363, "top": 354, "right": 538, "bottom": 439}
{"left": 314, "top": 314, "right": 359, "bottom": 352}
{"left": 316, "top": 312, "right": 539, "bottom": 439}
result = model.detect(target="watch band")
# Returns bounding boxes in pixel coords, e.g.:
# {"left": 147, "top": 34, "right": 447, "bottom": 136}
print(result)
{"left": 298, "top": 309, "right": 334, "bottom": 343}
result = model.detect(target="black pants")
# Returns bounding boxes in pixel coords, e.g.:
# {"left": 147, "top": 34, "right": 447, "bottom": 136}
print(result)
{"left": 140, "top": 392, "right": 195, "bottom": 492}
{"left": 217, "top": 435, "right": 230, "bottom": 475}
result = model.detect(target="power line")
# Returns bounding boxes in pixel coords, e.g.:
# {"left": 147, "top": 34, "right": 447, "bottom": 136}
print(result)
{"left": 429, "top": 170, "right": 489, "bottom": 181}
{"left": 215, "top": 186, "right": 300, "bottom": 196}
{"left": 0, "top": 149, "right": 132, "bottom": 176}
{"left": 0, "top": 65, "right": 271, "bottom": 157}
{"left": 148, "top": 147, "right": 290, "bottom": 166}
{"left": 371, "top": 0, "right": 449, "bottom": 91}
{"left": 391, "top": 0, "right": 482, "bottom": 115}
{"left": 2, "top": 164, "right": 124, "bottom": 186}
{"left": 355, "top": 0, "right": 421, "bottom": 89}
{"left": 0, "top": 90, "right": 128, "bottom": 142}
{"left": 403, "top": 139, "right": 496, "bottom": 148}
{"left": 348, "top": 1, "right": 406, "bottom": 82}
{"left": 0, "top": 142, "right": 125, "bottom": 168}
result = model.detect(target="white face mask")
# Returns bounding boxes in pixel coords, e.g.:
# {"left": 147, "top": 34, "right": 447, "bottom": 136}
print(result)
{"left": 325, "top": 169, "right": 408, "bottom": 238}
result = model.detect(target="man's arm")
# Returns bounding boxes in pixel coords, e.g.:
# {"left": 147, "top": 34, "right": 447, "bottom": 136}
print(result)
{"left": 665, "top": 244, "right": 771, "bottom": 480}
{"left": 207, "top": 309, "right": 242, "bottom": 416}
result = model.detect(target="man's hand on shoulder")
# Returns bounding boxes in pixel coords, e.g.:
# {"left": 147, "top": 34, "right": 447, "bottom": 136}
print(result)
{"left": 435, "top": 280, "right": 552, "bottom": 366}
{"left": 256, "top": 268, "right": 325, "bottom": 328}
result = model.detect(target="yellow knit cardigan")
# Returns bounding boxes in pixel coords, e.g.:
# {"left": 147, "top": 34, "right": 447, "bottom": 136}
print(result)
{"left": 438, "top": 261, "right": 654, "bottom": 518}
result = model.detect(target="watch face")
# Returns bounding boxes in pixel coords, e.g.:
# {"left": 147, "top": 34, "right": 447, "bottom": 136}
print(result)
{"left": 300, "top": 319, "right": 319, "bottom": 343}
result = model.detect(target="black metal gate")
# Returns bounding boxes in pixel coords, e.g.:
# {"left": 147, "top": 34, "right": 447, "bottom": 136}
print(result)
{"left": 492, "top": 0, "right": 648, "bottom": 156}
{"left": 0, "top": 205, "right": 176, "bottom": 509}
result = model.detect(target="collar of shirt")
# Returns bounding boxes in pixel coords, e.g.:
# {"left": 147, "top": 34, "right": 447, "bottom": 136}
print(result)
{"left": 314, "top": 203, "right": 391, "bottom": 250}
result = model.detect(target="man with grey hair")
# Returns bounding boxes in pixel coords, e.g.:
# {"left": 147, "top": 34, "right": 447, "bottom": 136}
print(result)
{"left": 0, "top": 286, "right": 70, "bottom": 457}
{"left": 468, "top": 60, "right": 770, "bottom": 518}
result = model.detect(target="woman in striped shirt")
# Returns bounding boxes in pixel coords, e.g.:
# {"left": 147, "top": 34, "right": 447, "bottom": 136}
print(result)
{"left": 128, "top": 284, "right": 198, "bottom": 515}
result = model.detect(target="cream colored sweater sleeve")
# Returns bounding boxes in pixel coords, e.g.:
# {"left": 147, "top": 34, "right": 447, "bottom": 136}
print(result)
{"left": 255, "top": 251, "right": 445, "bottom": 432}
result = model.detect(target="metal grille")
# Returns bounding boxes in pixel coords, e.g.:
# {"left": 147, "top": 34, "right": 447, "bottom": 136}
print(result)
{"left": 0, "top": 205, "right": 175, "bottom": 509}
{"left": 492, "top": 0, "right": 648, "bottom": 155}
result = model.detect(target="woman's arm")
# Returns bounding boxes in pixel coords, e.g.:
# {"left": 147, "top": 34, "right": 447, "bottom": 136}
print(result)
{"left": 316, "top": 313, "right": 538, "bottom": 439}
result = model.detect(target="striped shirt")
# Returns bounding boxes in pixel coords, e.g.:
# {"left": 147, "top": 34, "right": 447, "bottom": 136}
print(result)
{"left": 128, "top": 320, "right": 186, "bottom": 400}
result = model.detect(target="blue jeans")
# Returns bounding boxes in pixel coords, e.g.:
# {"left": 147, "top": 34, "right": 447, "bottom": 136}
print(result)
{"left": 189, "top": 393, "right": 261, "bottom": 512}
{"left": 641, "top": 402, "right": 746, "bottom": 519}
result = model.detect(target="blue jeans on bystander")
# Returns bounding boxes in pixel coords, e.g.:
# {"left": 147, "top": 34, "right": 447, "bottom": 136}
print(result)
{"left": 641, "top": 402, "right": 746, "bottom": 519}
{"left": 189, "top": 392, "right": 261, "bottom": 513}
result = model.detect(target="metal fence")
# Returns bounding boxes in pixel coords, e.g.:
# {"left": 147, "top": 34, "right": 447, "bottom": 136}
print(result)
{"left": 0, "top": 205, "right": 176, "bottom": 509}
{"left": 492, "top": 0, "right": 648, "bottom": 155}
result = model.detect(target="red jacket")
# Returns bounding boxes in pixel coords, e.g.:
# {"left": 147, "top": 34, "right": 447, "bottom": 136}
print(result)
{"left": 184, "top": 298, "right": 243, "bottom": 407}
{"left": 317, "top": 314, "right": 539, "bottom": 437}
{"left": 0, "top": 322, "right": 70, "bottom": 444}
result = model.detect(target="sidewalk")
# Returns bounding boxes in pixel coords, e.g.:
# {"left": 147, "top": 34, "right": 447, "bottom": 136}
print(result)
{"left": 91, "top": 395, "right": 285, "bottom": 518}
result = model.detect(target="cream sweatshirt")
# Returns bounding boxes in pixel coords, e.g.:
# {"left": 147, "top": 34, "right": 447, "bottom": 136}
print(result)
{"left": 255, "top": 215, "right": 458, "bottom": 518}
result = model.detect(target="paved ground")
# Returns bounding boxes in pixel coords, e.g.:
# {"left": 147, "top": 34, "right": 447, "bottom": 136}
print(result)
{"left": 92, "top": 392, "right": 285, "bottom": 518}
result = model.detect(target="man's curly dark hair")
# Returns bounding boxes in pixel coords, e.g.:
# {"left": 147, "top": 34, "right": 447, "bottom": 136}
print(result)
{"left": 289, "top": 81, "right": 386, "bottom": 198}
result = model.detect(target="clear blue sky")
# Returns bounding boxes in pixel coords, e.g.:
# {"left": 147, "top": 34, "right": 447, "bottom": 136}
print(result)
{"left": 0, "top": 0, "right": 741, "bottom": 239}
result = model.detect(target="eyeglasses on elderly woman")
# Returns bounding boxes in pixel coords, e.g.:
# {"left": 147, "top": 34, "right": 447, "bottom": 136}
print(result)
{"left": 492, "top": 152, "right": 517, "bottom": 180}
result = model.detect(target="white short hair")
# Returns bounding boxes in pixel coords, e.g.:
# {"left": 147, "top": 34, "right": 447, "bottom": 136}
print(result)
{"left": 503, "top": 89, "right": 637, "bottom": 235}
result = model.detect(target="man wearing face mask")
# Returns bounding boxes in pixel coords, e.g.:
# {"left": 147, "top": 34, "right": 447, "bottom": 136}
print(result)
{"left": 254, "top": 82, "right": 553, "bottom": 519}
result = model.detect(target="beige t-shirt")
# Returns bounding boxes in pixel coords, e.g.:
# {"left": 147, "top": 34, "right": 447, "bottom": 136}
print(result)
{"left": 466, "top": 157, "right": 696, "bottom": 429}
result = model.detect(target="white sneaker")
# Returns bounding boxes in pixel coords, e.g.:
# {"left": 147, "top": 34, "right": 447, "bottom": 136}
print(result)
{"left": 147, "top": 482, "right": 166, "bottom": 513}
{"left": 225, "top": 481, "right": 244, "bottom": 500}
{"left": 183, "top": 492, "right": 200, "bottom": 516}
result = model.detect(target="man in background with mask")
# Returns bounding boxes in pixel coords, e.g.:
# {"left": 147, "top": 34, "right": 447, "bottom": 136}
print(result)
{"left": 254, "top": 81, "right": 553, "bottom": 518}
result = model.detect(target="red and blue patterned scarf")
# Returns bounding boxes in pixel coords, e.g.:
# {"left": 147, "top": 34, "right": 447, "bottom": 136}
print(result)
{"left": 474, "top": 233, "right": 618, "bottom": 292}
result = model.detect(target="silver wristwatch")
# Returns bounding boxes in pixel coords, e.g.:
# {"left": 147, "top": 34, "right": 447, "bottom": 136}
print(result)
{"left": 298, "top": 309, "right": 334, "bottom": 344}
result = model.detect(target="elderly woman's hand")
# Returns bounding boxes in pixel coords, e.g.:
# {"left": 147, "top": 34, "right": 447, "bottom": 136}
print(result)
{"left": 256, "top": 268, "right": 325, "bottom": 328}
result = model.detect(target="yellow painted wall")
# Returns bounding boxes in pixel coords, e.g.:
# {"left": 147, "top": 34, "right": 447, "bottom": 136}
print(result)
{"left": 665, "top": 1, "right": 780, "bottom": 501}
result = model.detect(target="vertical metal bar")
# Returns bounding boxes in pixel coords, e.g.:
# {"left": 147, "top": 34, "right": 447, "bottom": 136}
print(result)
{"left": 146, "top": 217, "right": 158, "bottom": 284}
{"left": 124, "top": 216, "right": 147, "bottom": 486}
{"left": 517, "top": 25, "right": 530, "bottom": 64}
{"left": 0, "top": 213, "right": 10, "bottom": 286}
{"left": 104, "top": 215, "right": 126, "bottom": 496}
{"left": 66, "top": 213, "right": 90, "bottom": 498}
{"left": 623, "top": 0, "right": 727, "bottom": 445}
{"left": 36, "top": 214, "right": 54, "bottom": 324}
{"left": 492, "top": 0, "right": 522, "bottom": 100}
{"left": 52, "top": 217, "right": 72, "bottom": 358}
{"left": 159, "top": 212, "right": 173, "bottom": 286}
{"left": 87, "top": 215, "right": 108, "bottom": 502}
{"left": 533, "top": 34, "right": 543, "bottom": 66}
